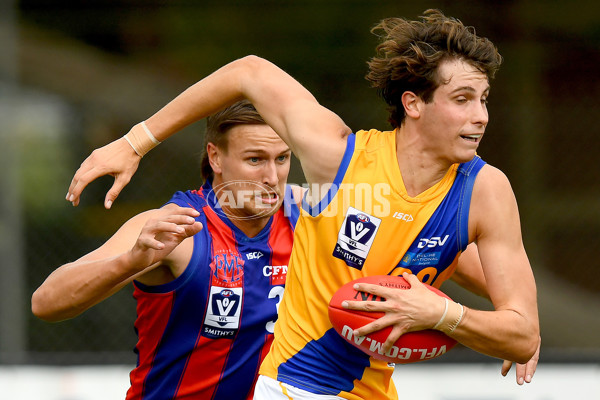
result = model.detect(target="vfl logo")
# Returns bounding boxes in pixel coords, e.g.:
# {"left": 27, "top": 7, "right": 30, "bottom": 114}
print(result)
{"left": 333, "top": 207, "right": 381, "bottom": 270}
{"left": 215, "top": 289, "right": 237, "bottom": 319}
{"left": 418, "top": 235, "right": 449, "bottom": 249}
{"left": 203, "top": 286, "right": 243, "bottom": 339}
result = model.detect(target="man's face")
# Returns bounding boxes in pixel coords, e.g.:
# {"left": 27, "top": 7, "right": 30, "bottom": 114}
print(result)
{"left": 418, "top": 58, "right": 490, "bottom": 164}
{"left": 210, "top": 124, "right": 291, "bottom": 222}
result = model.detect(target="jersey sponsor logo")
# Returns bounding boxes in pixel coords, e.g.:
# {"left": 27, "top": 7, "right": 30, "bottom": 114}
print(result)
{"left": 211, "top": 251, "right": 244, "bottom": 285}
{"left": 392, "top": 211, "right": 414, "bottom": 222}
{"left": 263, "top": 265, "right": 287, "bottom": 285}
{"left": 333, "top": 207, "right": 381, "bottom": 270}
{"left": 400, "top": 251, "right": 442, "bottom": 267}
{"left": 203, "top": 286, "right": 243, "bottom": 339}
{"left": 246, "top": 251, "right": 264, "bottom": 260}
{"left": 417, "top": 235, "right": 449, "bottom": 249}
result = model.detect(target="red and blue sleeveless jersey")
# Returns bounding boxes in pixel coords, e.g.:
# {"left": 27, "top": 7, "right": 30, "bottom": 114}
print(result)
{"left": 126, "top": 181, "right": 299, "bottom": 400}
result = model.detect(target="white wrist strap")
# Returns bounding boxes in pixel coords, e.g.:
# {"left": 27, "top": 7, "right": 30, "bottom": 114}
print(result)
{"left": 123, "top": 121, "right": 161, "bottom": 157}
{"left": 433, "top": 298, "right": 464, "bottom": 334}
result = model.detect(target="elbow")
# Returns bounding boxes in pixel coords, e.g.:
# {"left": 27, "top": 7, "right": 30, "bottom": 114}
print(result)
{"left": 237, "top": 55, "right": 274, "bottom": 79}
{"left": 514, "top": 327, "right": 540, "bottom": 364}
{"left": 522, "top": 332, "right": 541, "bottom": 363}
{"left": 31, "top": 290, "right": 49, "bottom": 321}
{"left": 31, "top": 289, "right": 66, "bottom": 323}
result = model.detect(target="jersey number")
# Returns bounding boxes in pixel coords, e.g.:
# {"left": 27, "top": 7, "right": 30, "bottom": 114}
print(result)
{"left": 265, "top": 286, "right": 284, "bottom": 333}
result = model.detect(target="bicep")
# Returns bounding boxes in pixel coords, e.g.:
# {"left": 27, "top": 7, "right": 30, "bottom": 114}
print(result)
{"left": 241, "top": 57, "right": 351, "bottom": 185}
{"left": 470, "top": 167, "right": 538, "bottom": 313}
{"left": 453, "top": 243, "right": 489, "bottom": 299}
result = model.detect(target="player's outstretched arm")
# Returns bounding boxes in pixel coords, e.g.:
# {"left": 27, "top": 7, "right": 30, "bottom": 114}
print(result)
{"left": 66, "top": 56, "right": 350, "bottom": 208}
{"left": 31, "top": 205, "right": 201, "bottom": 322}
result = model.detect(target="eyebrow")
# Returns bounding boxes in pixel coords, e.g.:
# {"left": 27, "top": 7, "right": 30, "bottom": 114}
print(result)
{"left": 242, "top": 148, "right": 291, "bottom": 156}
{"left": 450, "top": 85, "right": 490, "bottom": 94}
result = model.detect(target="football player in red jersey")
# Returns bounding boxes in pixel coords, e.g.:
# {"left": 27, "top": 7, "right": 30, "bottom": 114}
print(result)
{"left": 33, "top": 101, "right": 302, "bottom": 399}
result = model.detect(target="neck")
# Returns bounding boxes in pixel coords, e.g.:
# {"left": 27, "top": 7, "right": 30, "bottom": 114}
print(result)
{"left": 231, "top": 216, "right": 271, "bottom": 238}
{"left": 395, "top": 127, "right": 453, "bottom": 197}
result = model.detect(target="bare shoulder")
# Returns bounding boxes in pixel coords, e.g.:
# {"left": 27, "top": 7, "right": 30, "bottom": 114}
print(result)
{"left": 470, "top": 164, "right": 522, "bottom": 240}
{"left": 472, "top": 164, "right": 517, "bottom": 205}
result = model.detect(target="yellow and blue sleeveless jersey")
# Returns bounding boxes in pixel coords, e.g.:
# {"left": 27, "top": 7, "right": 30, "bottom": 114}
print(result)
{"left": 259, "top": 129, "right": 486, "bottom": 399}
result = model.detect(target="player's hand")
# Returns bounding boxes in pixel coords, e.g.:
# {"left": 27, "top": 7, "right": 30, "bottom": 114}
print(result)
{"left": 344, "top": 272, "right": 445, "bottom": 353}
{"left": 501, "top": 335, "right": 541, "bottom": 385}
{"left": 66, "top": 137, "right": 141, "bottom": 209}
{"left": 130, "top": 206, "right": 202, "bottom": 269}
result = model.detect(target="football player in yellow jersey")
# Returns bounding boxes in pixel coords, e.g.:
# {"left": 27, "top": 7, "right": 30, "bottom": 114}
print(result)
{"left": 65, "top": 8, "right": 539, "bottom": 398}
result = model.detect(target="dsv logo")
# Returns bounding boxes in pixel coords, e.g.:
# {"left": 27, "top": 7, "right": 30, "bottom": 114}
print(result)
{"left": 208, "top": 180, "right": 280, "bottom": 221}
{"left": 417, "top": 235, "right": 449, "bottom": 249}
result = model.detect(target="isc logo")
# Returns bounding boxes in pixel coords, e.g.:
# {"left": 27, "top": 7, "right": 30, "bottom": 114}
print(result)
{"left": 246, "top": 251, "right": 264, "bottom": 260}
{"left": 418, "top": 235, "right": 449, "bottom": 249}
{"left": 392, "top": 211, "right": 414, "bottom": 222}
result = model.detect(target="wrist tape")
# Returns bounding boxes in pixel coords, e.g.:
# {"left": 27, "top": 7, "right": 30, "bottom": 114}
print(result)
{"left": 123, "top": 121, "right": 161, "bottom": 157}
{"left": 433, "top": 298, "right": 464, "bottom": 334}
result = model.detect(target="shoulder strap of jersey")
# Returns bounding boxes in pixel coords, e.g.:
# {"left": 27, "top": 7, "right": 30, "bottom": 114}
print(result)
{"left": 457, "top": 156, "right": 487, "bottom": 250}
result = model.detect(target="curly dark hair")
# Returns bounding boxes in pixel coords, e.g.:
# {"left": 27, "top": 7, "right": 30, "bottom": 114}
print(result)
{"left": 365, "top": 9, "right": 503, "bottom": 128}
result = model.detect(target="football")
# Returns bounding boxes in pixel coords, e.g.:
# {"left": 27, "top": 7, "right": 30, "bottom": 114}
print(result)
{"left": 328, "top": 275, "right": 457, "bottom": 364}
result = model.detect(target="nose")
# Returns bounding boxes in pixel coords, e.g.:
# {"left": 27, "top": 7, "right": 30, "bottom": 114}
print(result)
{"left": 474, "top": 101, "right": 489, "bottom": 127}
{"left": 262, "top": 161, "right": 278, "bottom": 187}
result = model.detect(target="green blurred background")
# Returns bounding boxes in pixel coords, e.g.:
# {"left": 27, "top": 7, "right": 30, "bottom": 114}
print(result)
{"left": 1, "top": 0, "right": 599, "bottom": 366}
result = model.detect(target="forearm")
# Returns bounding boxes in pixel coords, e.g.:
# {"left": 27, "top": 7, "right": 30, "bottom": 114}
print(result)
{"left": 144, "top": 56, "right": 293, "bottom": 142}
{"left": 144, "top": 60, "right": 247, "bottom": 141}
{"left": 448, "top": 306, "right": 539, "bottom": 363}
{"left": 31, "top": 252, "right": 143, "bottom": 322}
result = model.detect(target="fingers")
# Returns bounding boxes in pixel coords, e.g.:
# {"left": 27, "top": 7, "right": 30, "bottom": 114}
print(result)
{"left": 515, "top": 363, "right": 527, "bottom": 385}
{"left": 501, "top": 336, "right": 540, "bottom": 385}
{"left": 66, "top": 138, "right": 141, "bottom": 207}
{"left": 147, "top": 208, "right": 201, "bottom": 235}
{"left": 138, "top": 211, "right": 202, "bottom": 252}
{"left": 501, "top": 360, "right": 512, "bottom": 376}
{"left": 382, "top": 325, "right": 404, "bottom": 353}
{"left": 521, "top": 336, "right": 541, "bottom": 384}
{"left": 104, "top": 175, "right": 132, "bottom": 209}
{"left": 66, "top": 167, "right": 95, "bottom": 207}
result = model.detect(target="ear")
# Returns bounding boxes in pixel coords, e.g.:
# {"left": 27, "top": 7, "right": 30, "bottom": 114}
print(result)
{"left": 401, "top": 91, "right": 421, "bottom": 119}
{"left": 207, "top": 142, "right": 222, "bottom": 175}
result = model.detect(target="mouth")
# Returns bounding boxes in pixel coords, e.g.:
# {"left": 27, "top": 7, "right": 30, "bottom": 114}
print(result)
{"left": 460, "top": 133, "right": 482, "bottom": 143}
{"left": 256, "top": 192, "right": 279, "bottom": 206}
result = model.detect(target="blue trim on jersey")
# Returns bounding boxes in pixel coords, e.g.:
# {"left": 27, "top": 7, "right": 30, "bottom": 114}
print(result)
{"left": 302, "top": 134, "right": 356, "bottom": 217}
{"left": 282, "top": 185, "right": 300, "bottom": 228}
{"left": 277, "top": 329, "right": 371, "bottom": 395}
{"left": 388, "top": 156, "right": 486, "bottom": 282}
{"left": 457, "top": 156, "right": 486, "bottom": 250}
